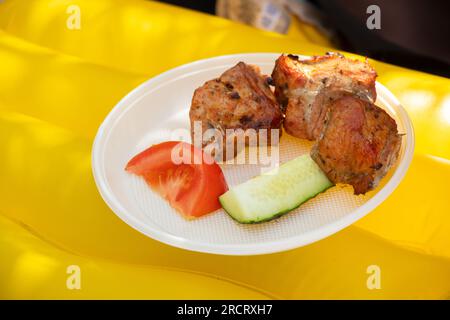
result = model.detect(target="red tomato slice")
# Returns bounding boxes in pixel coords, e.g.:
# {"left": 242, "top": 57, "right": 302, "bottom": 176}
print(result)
{"left": 125, "top": 141, "right": 228, "bottom": 218}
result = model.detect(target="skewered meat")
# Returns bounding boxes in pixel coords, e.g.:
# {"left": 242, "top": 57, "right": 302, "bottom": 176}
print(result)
{"left": 272, "top": 52, "right": 377, "bottom": 140}
{"left": 272, "top": 53, "right": 400, "bottom": 194}
{"left": 190, "top": 62, "right": 283, "bottom": 160}
{"left": 190, "top": 54, "right": 400, "bottom": 194}
{"left": 310, "top": 95, "right": 401, "bottom": 194}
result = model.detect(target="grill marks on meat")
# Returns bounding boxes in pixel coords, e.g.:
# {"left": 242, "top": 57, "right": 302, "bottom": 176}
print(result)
{"left": 272, "top": 53, "right": 377, "bottom": 141}
{"left": 189, "top": 62, "right": 282, "bottom": 160}
{"left": 310, "top": 95, "right": 401, "bottom": 195}
{"left": 189, "top": 54, "right": 401, "bottom": 194}
{"left": 272, "top": 53, "right": 400, "bottom": 194}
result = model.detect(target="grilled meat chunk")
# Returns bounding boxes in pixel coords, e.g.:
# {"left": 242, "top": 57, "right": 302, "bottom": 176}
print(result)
{"left": 190, "top": 62, "right": 283, "bottom": 160}
{"left": 310, "top": 95, "right": 401, "bottom": 194}
{"left": 272, "top": 52, "right": 377, "bottom": 140}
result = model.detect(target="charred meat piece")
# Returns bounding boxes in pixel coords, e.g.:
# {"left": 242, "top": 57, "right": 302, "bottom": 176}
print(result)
{"left": 272, "top": 52, "right": 377, "bottom": 140}
{"left": 190, "top": 62, "right": 283, "bottom": 159}
{"left": 310, "top": 95, "right": 401, "bottom": 195}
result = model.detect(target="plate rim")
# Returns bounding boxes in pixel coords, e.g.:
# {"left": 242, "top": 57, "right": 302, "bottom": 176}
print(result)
{"left": 92, "top": 53, "right": 415, "bottom": 256}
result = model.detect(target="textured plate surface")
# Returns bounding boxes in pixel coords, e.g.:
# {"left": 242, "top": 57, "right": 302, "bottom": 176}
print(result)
{"left": 92, "top": 54, "right": 414, "bottom": 255}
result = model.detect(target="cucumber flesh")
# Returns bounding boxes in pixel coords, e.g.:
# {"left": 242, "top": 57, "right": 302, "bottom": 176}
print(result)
{"left": 219, "top": 155, "right": 333, "bottom": 223}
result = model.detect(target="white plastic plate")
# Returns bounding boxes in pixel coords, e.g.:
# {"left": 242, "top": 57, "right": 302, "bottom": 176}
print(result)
{"left": 92, "top": 53, "right": 414, "bottom": 255}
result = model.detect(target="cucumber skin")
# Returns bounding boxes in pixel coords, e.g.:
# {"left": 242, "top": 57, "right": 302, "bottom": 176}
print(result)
{"left": 220, "top": 184, "right": 334, "bottom": 224}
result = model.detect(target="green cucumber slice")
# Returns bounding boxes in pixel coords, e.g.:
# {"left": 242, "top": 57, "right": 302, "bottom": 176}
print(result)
{"left": 219, "top": 155, "right": 333, "bottom": 223}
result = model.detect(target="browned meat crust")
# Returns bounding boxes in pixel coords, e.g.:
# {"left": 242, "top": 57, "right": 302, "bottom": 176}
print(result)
{"left": 190, "top": 62, "right": 283, "bottom": 159}
{"left": 271, "top": 52, "right": 398, "bottom": 194}
{"left": 190, "top": 55, "right": 400, "bottom": 194}
{"left": 310, "top": 95, "right": 401, "bottom": 194}
{"left": 272, "top": 53, "right": 377, "bottom": 141}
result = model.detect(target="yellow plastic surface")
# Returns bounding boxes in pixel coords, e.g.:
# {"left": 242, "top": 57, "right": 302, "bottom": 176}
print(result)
{"left": 0, "top": 0, "right": 449, "bottom": 299}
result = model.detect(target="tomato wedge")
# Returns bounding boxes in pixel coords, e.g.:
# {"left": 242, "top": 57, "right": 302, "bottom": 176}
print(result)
{"left": 125, "top": 141, "right": 228, "bottom": 218}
